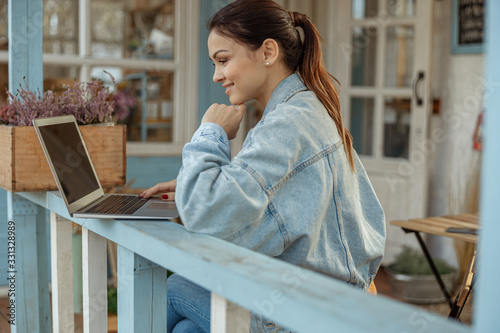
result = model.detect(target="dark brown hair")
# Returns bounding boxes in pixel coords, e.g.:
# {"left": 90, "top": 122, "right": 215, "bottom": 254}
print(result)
{"left": 209, "top": 0, "right": 355, "bottom": 170}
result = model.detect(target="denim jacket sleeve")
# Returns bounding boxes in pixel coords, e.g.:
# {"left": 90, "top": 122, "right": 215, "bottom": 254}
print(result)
{"left": 175, "top": 121, "right": 285, "bottom": 256}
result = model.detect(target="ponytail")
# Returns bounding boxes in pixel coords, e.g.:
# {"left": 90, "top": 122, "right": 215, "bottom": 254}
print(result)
{"left": 290, "top": 12, "right": 355, "bottom": 171}
{"left": 209, "top": 0, "right": 355, "bottom": 171}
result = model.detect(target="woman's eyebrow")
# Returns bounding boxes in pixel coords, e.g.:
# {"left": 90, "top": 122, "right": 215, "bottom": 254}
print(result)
{"left": 210, "top": 49, "right": 229, "bottom": 60}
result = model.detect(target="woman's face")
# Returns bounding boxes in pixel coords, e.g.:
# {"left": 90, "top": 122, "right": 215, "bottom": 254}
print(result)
{"left": 208, "top": 31, "right": 268, "bottom": 106}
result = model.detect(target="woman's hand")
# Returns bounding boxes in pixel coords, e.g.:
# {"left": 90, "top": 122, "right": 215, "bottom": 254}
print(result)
{"left": 139, "top": 179, "right": 176, "bottom": 201}
{"left": 201, "top": 103, "right": 246, "bottom": 140}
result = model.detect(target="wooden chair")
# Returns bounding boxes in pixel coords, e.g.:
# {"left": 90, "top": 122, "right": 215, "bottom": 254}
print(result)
{"left": 449, "top": 249, "right": 477, "bottom": 319}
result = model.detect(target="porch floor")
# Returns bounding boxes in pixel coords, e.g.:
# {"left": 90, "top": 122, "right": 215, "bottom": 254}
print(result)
{"left": 0, "top": 266, "right": 472, "bottom": 332}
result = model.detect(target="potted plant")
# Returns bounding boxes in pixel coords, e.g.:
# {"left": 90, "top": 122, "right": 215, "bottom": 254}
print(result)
{"left": 386, "top": 246, "right": 457, "bottom": 304}
{"left": 0, "top": 73, "right": 132, "bottom": 192}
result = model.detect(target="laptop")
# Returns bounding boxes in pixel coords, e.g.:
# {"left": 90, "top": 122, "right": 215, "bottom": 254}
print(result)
{"left": 33, "top": 115, "right": 179, "bottom": 220}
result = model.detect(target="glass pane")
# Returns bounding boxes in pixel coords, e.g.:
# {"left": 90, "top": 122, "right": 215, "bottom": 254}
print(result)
{"left": 385, "top": 25, "right": 414, "bottom": 87}
{"left": 91, "top": 1, "right": 125, "bottom": 58}
{"left": 350, "top": 97, "right": 375, "bottom": 156}
{"left": 118, "top": 70, "right": 174, "bottom": 142}
{"left": 351, "top": 27, "right": 377, "bottom": 86}
{"left": 388, "top": 0, "right": 416, "bottom": 17}
{"left": 44, "top": 65, "right": 80, "bottom": 90}
{"left": 91, "top": 0, "right": 174, "bottom": 60}
{"left": 43, "top": 0, "right": 78, "bottom": 55}
{"left": 383, "top": 97, "right": 410, "bottom": 159}
{"left": 352, "top": 0, "right": 378, "bottom": 19}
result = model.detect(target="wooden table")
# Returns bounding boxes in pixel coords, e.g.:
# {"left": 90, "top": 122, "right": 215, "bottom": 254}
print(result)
{"left": 391, "top": 213, "right": 479, "bottom": 243}
{"left": 391, "top": 213, "right": 479, "bottom": 320}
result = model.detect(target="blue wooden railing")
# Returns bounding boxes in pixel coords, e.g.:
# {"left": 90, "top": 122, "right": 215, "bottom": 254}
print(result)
{"left": 7, "top": 190, "right": 470, "bottom": 333}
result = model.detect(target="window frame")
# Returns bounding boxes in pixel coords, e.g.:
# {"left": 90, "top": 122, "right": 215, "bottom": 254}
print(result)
{"left": 0, "top": 0, "right": 200, "bottom": 156}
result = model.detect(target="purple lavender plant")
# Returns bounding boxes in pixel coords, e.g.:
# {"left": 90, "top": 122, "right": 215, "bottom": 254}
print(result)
{"left": 112, "top": 89, "right": 136, "bottom": 121}
{"left": 1, "top": 73, "right": 118, "bottom": 126}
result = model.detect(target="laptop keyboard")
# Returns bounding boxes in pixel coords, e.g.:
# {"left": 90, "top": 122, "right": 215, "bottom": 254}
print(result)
{"left": 82, "top": 195, "right": 148, "bottom": 215}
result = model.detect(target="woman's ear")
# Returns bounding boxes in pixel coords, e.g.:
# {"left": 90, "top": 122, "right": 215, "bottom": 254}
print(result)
{"left": 261, "top": 38, "right": 280, "bottom": 66}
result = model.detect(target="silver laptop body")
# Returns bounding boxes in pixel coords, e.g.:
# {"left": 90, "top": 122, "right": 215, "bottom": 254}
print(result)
{"left": 33, "top": 115, "right": 179, "bottom": 220}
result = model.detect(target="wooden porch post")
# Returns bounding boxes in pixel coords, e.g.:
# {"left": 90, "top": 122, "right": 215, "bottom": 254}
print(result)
{"left": 117, "top": 245, "right": 168, "bottom": 332}
{"left": 82, "top": 227, "right": 108, "bottom": 333}
{"left": 50, "top": 213, "right": 75, "bottom": 332}
{"left": 8, "top": 0, "right": 43, "bottom": 93}
{"left": 6, "top": 193, "right": 51, "bottom": 333}
{"left": 6, "top": 1, "right": 46, "bottom": 331}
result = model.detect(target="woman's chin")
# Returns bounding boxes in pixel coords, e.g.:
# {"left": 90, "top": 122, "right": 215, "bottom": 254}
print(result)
{"left": 229, "top": 96, "right": 249, "bottom": 106}
{"left": 229, "top": 98, "right": 242, "bottom": 106}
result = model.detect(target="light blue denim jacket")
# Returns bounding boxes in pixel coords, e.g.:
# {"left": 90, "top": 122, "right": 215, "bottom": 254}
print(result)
{"left": 176, "top": 74, "right": 386, "bottom": 332}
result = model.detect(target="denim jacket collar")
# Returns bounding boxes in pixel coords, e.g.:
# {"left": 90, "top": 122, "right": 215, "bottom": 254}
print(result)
{"left": 263, "top": 73, "right": 308, "bottom": 117}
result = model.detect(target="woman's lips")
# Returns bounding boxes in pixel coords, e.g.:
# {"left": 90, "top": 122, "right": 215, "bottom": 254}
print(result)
{"left": 224, "top": 84, "right": 233, "bottom": 95}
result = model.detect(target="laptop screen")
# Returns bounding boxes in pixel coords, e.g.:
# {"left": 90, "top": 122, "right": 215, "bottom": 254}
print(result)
{"left": 38, "top": 122, "right": 100, "bottom": 204}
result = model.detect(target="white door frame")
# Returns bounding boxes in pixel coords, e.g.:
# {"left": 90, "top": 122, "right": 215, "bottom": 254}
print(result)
{"left": 330, "top": 0, "right": 434, "bottom": 262}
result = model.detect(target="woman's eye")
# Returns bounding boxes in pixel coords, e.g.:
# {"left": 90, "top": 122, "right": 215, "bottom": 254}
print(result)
{"left": 212, "top": 60, "right": 225, "bottom": 67}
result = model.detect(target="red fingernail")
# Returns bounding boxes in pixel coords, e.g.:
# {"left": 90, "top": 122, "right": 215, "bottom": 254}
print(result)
{"left": 161, "top": 194, "right": 169, "bottom": 200}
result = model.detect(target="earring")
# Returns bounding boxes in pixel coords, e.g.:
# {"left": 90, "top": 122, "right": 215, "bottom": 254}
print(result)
{"left": 266, "top": 62, "right": 270, "bottom": 66}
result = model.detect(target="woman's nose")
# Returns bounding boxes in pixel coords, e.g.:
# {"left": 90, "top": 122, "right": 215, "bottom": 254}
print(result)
{"left": 213, "top": 67, "right": 223, "bottom": 83}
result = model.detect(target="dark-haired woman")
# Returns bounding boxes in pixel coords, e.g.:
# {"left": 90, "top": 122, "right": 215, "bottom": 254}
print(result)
{"left": 140, "top": 0, "right": 386, "bottom": 332}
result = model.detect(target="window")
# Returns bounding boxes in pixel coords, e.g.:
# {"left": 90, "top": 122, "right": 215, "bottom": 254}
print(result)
{"left": 0, "top": 0, "right": 199, "bottom": 156}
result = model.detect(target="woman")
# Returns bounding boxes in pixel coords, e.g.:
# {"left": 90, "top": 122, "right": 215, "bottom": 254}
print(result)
{"left": 140, "top": 0, "right": 386, "bottom": 332}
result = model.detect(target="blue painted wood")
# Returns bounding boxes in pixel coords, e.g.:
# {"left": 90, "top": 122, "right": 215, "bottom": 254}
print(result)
{"left": 198, "top": 0, "right": 231, "bottom": 124}
{"left": 474, "top": 1, "right": 500, "bottom": 332}
{"left": 20, "top": 191, "right": 469, "bottom": 333}
{"left": 117, "top": 246, "right": 135, "bottom": 332}
{"left": 151, "top": 265, "right": 168, "bottom": 330}
{"left": 73, "top": 232, "right": 83, "bottom": 313}
{"left": 7, "top": 193, "right": 51, "bottom": 333}
{"left": 8, "top": 0, "right": 43, "bottom": 93}
{"left": 1, "top": 192, "right": 51, "bottom": 292}
{"left": 6, "top": 2, "right": 46, "bottom": 329}
{"left": 126, "top": 156, "right": 182, "bottom": 188}
{"left": 117, "top": 245, "right": 167, "bottom": 332}
{"left": 35, "top": 203, "right": 51, "bottom": 332}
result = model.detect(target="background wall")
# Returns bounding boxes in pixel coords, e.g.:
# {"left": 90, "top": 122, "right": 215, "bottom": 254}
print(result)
{"left": 426, "top": 0, "right": 484, "bottom": 265}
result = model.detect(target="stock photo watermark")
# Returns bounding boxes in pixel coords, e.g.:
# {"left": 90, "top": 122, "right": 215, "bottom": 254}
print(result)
{"left": 402, "top": 309, "right": 438, "bottom": 333}
{"left": 6, "top": 220, "right": 16, "bottom": 325}
{"left": 234, "top": 267, "right": 312, "bottom": 332}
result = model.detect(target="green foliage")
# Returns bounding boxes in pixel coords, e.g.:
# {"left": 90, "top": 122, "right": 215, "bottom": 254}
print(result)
{"left": 108, "top": 287, "right": 118, "bottom": 315}
{"left": 389, "top": 246, "right": 455, "bottom": 275}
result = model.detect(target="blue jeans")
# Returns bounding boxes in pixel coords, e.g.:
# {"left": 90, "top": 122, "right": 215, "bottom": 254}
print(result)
{"left": 167, "top": 274, "right": 211, "bottom": 333}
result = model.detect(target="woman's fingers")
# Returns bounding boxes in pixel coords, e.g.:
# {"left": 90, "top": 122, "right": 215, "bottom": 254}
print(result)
{"left": 139, "top": 180, "right": 177, "bottom": 198}
{"left": 201, "top": 103, "right": 246, "bottom": 139}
